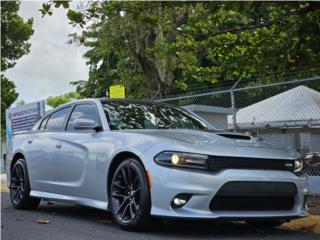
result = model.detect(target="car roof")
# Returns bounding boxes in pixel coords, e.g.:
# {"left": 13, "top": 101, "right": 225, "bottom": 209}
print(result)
{"left": 33, "top": 98, "right": 216, "bottom": 131}
{"left": 99, "top": 98, "right": 170, "bottom": 106}
{"left": 44, "top": 98, "right": 171, "bottom": 116}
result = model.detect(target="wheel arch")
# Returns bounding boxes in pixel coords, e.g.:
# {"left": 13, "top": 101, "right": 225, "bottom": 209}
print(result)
{"left": 10, "top": 152, "right": 25, "bottom": 172}
{"left": 107, "top": 151, "right": 147, "bottom": 198}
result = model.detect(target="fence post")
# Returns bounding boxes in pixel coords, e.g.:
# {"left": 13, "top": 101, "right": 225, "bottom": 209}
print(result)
{"left": 230, "top": 78, "right": 242, "bottom": 132}
{"left": 231, "top": 91, "right": 236, "bottom": 132}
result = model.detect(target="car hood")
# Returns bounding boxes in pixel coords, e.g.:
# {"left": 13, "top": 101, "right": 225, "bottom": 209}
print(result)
{"left": 119, "top": 129, "right": 300, "bottom": 160}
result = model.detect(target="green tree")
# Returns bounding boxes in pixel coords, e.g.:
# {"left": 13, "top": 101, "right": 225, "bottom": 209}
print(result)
{"left": 42, "top": 1, "right": 320, "bottom": 98}
{"left": 46, "top": 92, "right": 81, "bottom": 108}
{"left": 1, "top": 1, "right": 34, "bottom": 135}
{"left": 1, "top": 75, "right": 19, "bottom": 135}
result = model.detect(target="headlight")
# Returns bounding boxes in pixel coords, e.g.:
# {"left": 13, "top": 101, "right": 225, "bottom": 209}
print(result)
{"left": 154, "top": 151, "right": 208, "bottom": 170}
{"left": 294, "top": 159, "right": 303, "bottom": 172}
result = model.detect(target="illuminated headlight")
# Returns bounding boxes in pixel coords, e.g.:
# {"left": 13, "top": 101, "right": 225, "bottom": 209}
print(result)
{"left": 154, "top": 151, "right": 208, "bottom": 170}
{"left": 294, "top": 159, "right": 303, "bottom": 172}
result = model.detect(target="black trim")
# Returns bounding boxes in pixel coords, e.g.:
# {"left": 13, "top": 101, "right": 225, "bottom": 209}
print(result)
{"left": 217, "top": 133, "right": 251, "bottom": 140}
{"left": 206, "top": 156, "right": 296, "bottom": 172}
{"left": 154, "top": 151, "right": 298, "bottom": 173}
{"left": 210, "top": 181, "right": 297, "bottom": 211}
{"left": 38, "top": 116, "right": 49, "bottom": 130}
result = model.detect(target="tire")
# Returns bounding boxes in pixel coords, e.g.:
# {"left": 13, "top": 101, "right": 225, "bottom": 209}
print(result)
{"left": 246, "top": 220, "right": 284, "bottom": 228}
{"left": 110, "top": 158, "right": 155, "bottom": 231}
{"left": 10, "top": 158, "right": 41, "bottom": 210}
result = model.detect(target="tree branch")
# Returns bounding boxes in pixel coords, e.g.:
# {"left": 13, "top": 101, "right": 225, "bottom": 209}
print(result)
{"left": 211, "top": 20, "right": 273, "bottom": 37}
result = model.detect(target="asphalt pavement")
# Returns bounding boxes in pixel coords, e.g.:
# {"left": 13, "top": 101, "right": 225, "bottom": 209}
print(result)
{"left": 1, "top": 191, "right": 320, "bottom": 240}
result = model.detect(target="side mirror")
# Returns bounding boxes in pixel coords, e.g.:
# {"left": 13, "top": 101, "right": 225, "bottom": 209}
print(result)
{"left": 72, "top": 118, "right": 102, "bottom": 131}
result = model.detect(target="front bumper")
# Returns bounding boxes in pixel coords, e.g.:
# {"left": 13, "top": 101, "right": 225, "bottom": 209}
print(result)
{"left": 149, "top": 167, "right": 309, "bottom": 219}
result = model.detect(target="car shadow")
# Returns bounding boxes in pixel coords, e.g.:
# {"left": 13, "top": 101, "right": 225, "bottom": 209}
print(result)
{"left": 34, "top": 201, "right": 314, "bottom": 239}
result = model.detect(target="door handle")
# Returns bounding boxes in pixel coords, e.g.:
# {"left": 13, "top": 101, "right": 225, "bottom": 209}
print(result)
{"left": 27, "top": 139, "right": 33, "bottom": 144}
{"left": 56, "top": 143, "right": 62, "bottom": 149}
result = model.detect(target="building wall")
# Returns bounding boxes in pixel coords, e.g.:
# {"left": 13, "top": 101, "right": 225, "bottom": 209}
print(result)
{"left": 311, "top": 133, "right": 320, "bottom": 152}
{"left": 194, "top": 112, "right": 228, "bottom": 129}
{"left": 258, "top": 132, "right": 297, "bottom": 149}
{"left": 250, "top": 128, "right": 320, "bottom": 154}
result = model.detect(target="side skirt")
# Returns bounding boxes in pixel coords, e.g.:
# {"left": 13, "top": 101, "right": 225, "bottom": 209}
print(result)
{"left": 30, "top": 190, "right": 108, "bottom": 211}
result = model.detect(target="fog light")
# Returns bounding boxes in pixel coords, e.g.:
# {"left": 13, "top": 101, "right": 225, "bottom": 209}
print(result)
{"left": 173, "top": 198, "right": 186, "bottom": 206}
{"left": 171, "top": 193, "right": 192, "bottom": 208}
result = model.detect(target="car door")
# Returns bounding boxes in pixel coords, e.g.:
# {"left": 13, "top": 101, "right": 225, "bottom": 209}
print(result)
{"left": 27, "top": 106, "right": 72, "bottom": 193}
{"left": 48, "top": 103, "right": 103, "bottom": 199}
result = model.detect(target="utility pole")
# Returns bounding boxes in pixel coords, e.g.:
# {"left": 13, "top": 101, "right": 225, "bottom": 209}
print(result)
{"left": 230, "top": 78, "right": 242, "bottom": 132}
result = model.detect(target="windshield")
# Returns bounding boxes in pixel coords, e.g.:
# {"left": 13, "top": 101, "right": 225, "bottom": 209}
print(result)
{"left": 101, "top": 101, "right": 209, "bottom": 130}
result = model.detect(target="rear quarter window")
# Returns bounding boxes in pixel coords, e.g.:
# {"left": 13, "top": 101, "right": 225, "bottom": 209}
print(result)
{"left": 39, "top": 116, "right": 49, "bottom": 130}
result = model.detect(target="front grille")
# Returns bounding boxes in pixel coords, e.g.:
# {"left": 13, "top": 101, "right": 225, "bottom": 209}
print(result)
{"left": 210, "top": 181, "right": 297, "bottom": 211}
{"left": 206, "top": 156, "right": 295, "bottom": 172}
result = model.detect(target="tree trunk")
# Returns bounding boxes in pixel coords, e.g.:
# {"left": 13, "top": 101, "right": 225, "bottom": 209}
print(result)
{"left": 126, "top": 29, "right": 171, "bottom": 99}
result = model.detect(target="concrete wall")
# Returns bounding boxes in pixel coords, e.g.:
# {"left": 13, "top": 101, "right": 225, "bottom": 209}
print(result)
{"left": 248, "top": 128, "right": 320, "bottom": 153}
{"left": 183, "top": 105, "right": 232, "bottom": 130}
{"left": 194, "top": 112, "right": 228, "bottom": 129}
{"left": 311, "top": 133, "right": 320, "bottom": 152}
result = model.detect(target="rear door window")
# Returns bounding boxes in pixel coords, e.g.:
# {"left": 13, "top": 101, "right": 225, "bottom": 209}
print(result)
{"left": 45, "top": 107, "right": 71, "bottom": 131}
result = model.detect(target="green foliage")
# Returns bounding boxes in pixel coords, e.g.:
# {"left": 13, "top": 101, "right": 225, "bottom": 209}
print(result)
{"left": 1, "top": 75, "right": 18, "bottom": 136}
{"left": 42, "top": 1, "right": 320, "bottom": 98}
{"left": 46, "top": 92, "right": 81, "bottom": 108}
{"left": 1, "top": 1, "right": 34, "bottom": 135}
{"left": 1, "top": 1, "right": 34, "bottom": 71}
{"left": 39, "top": 1, "right": 70, "bottom": 17}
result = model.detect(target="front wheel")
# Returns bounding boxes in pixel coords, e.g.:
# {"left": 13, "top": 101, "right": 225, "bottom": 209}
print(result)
{"left": 10, "top": 158, "right": 41, "bottom": 209}
{"left": 110, "top": 158, "right": 154, "bottom": 231}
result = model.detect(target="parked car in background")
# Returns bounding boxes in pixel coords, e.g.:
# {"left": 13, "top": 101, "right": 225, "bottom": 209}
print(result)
{"left": 6, "top": 99, "right": 308, "bottom": 231}
{"left": 303, "top": 152, "right": 320, "bottom": 209}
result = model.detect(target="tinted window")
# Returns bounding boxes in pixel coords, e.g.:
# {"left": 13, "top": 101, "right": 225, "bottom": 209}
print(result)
{"left": 39, "top": 116, "right": 49, "bottom": 130}
{"left": 66, "top": 104, "right": 100, "bottom": 131}
{"left": 101, "top": 101, "right": 208, "bottom": 130}
{"left": 46, "top": 107, "right": 71, "bottom": 131}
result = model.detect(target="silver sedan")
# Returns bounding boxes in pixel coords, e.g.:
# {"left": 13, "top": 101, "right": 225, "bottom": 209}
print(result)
{"left": 6, "top": 99, "right": 308, "bottom": 231}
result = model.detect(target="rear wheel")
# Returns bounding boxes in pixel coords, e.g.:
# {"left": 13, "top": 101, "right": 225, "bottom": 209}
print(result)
{"left": 10, "top": 158, "right": 40, "bottom": 209}
{"left": 110, "top": 158, "right": 154, "bottom": 231}
{"left": 246, "top": 220, "right": 284, "bottom": 228}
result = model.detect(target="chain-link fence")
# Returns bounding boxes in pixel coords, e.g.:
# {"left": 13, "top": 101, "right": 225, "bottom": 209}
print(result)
{"left": 155, "top": 75, "right": 320, "bottom": 150}
{"left": 155, "top": 77, "right": 320, "bottom": 130}
{"left": 154, "top": 70, "right": 320, "bottom": 214}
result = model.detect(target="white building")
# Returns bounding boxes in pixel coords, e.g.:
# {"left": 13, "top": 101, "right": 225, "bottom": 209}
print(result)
{"left": 231, "top": 85, "right": 320, "bottom": 154}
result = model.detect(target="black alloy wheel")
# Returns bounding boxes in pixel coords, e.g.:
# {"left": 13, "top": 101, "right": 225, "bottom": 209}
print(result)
{"left": 112, "top": 164, "right": 141, "bottom": 223}
{"left": 110, "top": 158, "right": 154, "bottom": 231}
{"left": 10, "top": 161, "right": 25, "bottom": 205}
{"left": 10, "top": 159, "right": 40, "bottom": 209}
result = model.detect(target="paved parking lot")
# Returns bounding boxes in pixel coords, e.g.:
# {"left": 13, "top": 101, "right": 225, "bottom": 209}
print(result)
{"left": 1, "top": 192, "right": 320, "bottom": 240}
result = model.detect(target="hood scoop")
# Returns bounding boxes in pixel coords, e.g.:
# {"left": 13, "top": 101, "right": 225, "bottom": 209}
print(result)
{"left": 217, "top": 133, "right": 251, "bottom": 141}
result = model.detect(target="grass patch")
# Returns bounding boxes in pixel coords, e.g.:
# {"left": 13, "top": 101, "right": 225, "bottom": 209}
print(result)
{"left": 282, "top": 215, "right": 320, "bottom": 234}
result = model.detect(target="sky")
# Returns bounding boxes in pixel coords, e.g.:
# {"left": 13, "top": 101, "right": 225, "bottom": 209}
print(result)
{"left": 5, "top": 1, "right": 89, "bottom": 105}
